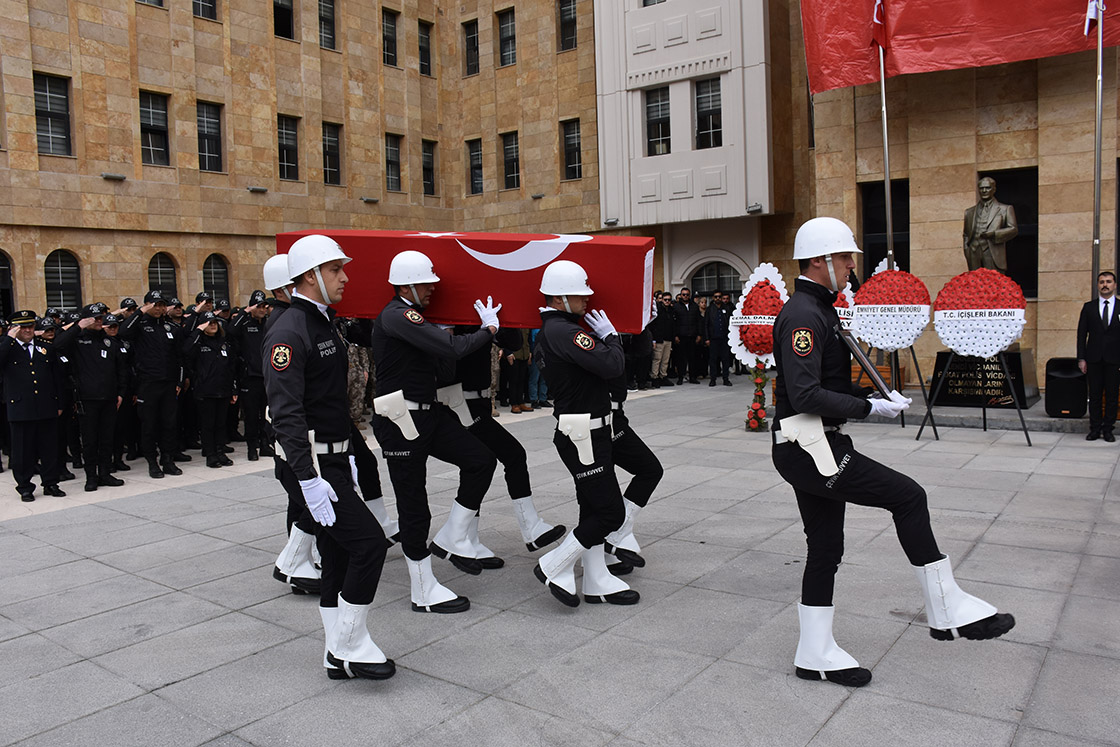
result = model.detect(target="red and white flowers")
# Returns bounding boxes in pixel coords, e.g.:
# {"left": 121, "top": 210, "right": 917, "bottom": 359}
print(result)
{"left": 933, "top": 268, "right": 1027, "bottom": 358}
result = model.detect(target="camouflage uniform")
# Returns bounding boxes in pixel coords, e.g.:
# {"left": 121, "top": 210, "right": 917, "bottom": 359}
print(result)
{"left": 347, "top": 341, "right": 370, "bottom": 424}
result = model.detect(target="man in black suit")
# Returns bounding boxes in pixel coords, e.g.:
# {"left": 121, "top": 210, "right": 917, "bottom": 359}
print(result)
{"left": 672, "top": 287, "right": 703, "bottom": 384}
{"left": 0, "top": 310, "right": 65, "bottom": 501}
{"left": 1077, "top": 271, "right": 1120, "bottom": 442}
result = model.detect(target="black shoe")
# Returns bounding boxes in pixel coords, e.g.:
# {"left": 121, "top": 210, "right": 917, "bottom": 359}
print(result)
{"left": 537, "top": 400, "right": 553, "bottom": 409}
{"left": 84, "top": 480, "right": 98, "bottom": 493}
{"left": 272, "top": 567, "right": 321, "bottom": 595}
{"left": 1087, "top": 431, "right": 1101, "bottom": 441}
{"left": 258, "top": 443, "right": 276, "bottom": 457}
{"left": 98, "top": 473, "right": 124, "bottom": 487}
{"left": 534, "top": 565, "right": 580, "bottom": 607}
{"left": 709, "top": 379, "right": 717, "bottom": 387}
{"left": 183, "top": 441, "right": 202, "bottom": 451}
{"left": 58, "top": 469, "right": 76, "bottom": 482}
{"left": 1105, "top": 432, "right": 1116, "bottom": 443}
{"left": 230, "top": 431, "right": 246, "bottom": 442}
{"left": 688, "top": 378, "right": 701, "bottom": 384}
{"left": 525, "top": 524, "right": 566, "bottom": 552}
{"left": 43, "top": 485, "right": 66, "bottom": 497}
{"left": 148, "top": 461, "right": 165, "bottom": 479}
{"left": 221, "top": 445, "right": 234, "bottom": 454}
{"left": 126, "top": 451, "right": 140, "bottom": 461}
{"left": 605, "top": 542, "right": 646, "bottom": 568}
{"left": 676, "top": 379, "right": 684, "bottom": 385}
{"left": 585, "top": 589, "right": 641, "bottom": 605}
{"left": 930, "top": 612, "right": 1016, "bottom": 641}
{"left": 608, "top": 558, "right": 634, "bottom": 576}
{"left": 411, "top": 595, "right": 471, "bottom": 614}
{"left": 652, "top": 380, "right": 662, "bottom": 389}
{"left": 207, "top": 455, "right": 222, "bottom": 469}
{"left": 247, "top": 447, "right": 259, "bottom": 461}
{"left": 429, "top": 542, "right": 483, "bottom": 575}
{"left": 325, "top": 653, "right": 396, "bottom": 680}
{"left": 20, "top": 493, "right": 34, "bottom": 502}
{"left": 217, "top": 454, "right": 234, "bottom": 466}
{"left": 112, "top": 459, "right": 131, "bottom": 472}
{"left": 627, "top": 383, "right": 638, "bottom": 392}
{"left": 661, "top": 378, "right": 674, "bottom": 387}
{"left": 478, "top": 556, "right": 505, "bottom": 570}
{"left": 795, "top": 666, "right": 872, "bottom": 687}
{"left": 161, "top": 461, "right": 183, "bottom": 476}
{"left": 723, "top": 379, "right": 732, "bottom": 386}
{"left": 172, "top": 452, "right": 192, "bottom": 462}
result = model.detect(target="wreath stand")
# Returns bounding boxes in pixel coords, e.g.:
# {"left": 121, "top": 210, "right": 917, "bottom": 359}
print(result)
{"left": 915, "top": 350, "right": 1031, "bottom": 446}
{"left": 853, "top": 344, "right": 939, "bottom": 439}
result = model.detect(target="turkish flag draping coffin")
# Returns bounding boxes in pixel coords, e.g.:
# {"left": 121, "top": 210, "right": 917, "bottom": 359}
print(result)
{"left": 276, "top": 230, "right": 656, "bottom": 333}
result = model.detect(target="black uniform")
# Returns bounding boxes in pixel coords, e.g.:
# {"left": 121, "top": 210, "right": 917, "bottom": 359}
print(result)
{"left": 263, "top": 295, "right": 387, "bottom": 608}
{"left": 607, "top": 376, "right": 663, "bottom": 509}
{"left": 705, "top": 300, "right": 733, "bottom": 383}
{"left": 771, "top": 278, "right": 940, "bottom": 606}
{"left": 672, "top": 298, "right": 703, "bottom": 382}
{"left": 183, "top": 327, "right": 237, "bottom": 461}
{"left": 119, "top": 311, "right": 185, "bottom": 464}
{"left": 369, "top": 296, "right": 496, "bottom": 562}
{"left": 112, "top": 335, "right": 140, "bottom": 466}
{"left": 0, "top": 335, "right": 63, "bottom": 497}
{"left": 232, "top": 312, "right": 268, "bottom": 452}
{"left": 536, "top": 309, "right": 626, "bottom": 546}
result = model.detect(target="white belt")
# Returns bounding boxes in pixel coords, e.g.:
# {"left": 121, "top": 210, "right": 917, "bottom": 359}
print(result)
{"left": 312, "top": 438, "right": 350, "bottom": 455}
{"left": 463, "top": 388, "right": 491, "bottom": 401}
{"left": 611, "top": 402, "right": 623, "bottom": 412}
{"left": 405, "top": 401, "right": 438, "bottom": 411}
{"left": 772, "top": 424, "right": 840, "bottom": 441}
{"left": 590, "top": 413, "right": 612, "bottom": 430}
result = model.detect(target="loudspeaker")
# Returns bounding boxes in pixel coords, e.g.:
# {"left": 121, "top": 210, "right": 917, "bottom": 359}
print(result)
{"left": 1045, "top": 357, "right": 1087, "bottom": 418}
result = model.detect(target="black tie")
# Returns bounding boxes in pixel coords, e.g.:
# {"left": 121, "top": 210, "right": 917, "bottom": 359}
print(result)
{"left": 1105, "top": 300, "right": 1111, "bottom": 326}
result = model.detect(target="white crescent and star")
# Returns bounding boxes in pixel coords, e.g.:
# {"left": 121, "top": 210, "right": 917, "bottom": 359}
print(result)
{"left": 456, "top": 234, "right": 593, "bottom": 271}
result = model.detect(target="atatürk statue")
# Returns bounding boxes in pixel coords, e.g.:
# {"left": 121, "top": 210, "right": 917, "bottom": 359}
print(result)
{"left": 963, "top": 176, "right": 1018, "bottom": 273}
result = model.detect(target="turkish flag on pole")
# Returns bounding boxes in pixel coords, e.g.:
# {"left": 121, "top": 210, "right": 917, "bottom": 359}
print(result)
{"left": 276, "top": 230, "right": 656, "bottom": 332}
{"left": 872, "top": 0, "right": 889, "bottom": 49}
{"left": 804, "top": 0, "right": 1120, "bottom": 94}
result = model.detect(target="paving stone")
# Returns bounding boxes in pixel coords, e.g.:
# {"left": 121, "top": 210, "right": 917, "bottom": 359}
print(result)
{"left": 1053, "top": 594, "right": 1120, "bottom": 658}
{"left": 954, "top": 544, "right": 1082, "bottom": 594}
{"left": 0, "top": 573, "right": 169, "bottom": 631}
{"left": 96, "top": 533, "right": 236, "bottom": 573}
{"left": 0, "top": 631, "right": 82, "bottom": 690}
{"left": 668, "top": 513, "right": 796, "bottom": 550}
{"left": 1024, "top": 650, "right": 1120, "bottom": 744}
{"left": 981, "top": 516, "right": 1092, "bottom": 554}
{"left": 0, "top": 542, "right": 86, "bottom": 579}
{"left": 18, "top": 693, "right": 223, "bottom": 747}
{"left": 1070, "top": 554, "right": 1120, "bottom": 601}
{"left": 135, "top": 544, "right": 276, "bottom": 591}
{"left": 3, "top": 558, "right": 123, "bottom": 606}
{"left": 401, "top": 695, "right": 614, "bottom": 747}
{"left": 691, "top": 549, "right": 804, "bottom": 603}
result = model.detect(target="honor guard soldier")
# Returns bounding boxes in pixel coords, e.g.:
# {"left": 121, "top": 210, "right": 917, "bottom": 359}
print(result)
{"left": 0, "top": 311, "right": 65, "bottom": 501}
{"left": 369, "top": 250, "right": 500, "bottom": 613}
{"left": 54, "top": 304, "right": 127, "bottom": 491}
{"left": 119, "top": 290, "right": 188, "bottom": 478}
{"left": 264, "top": 234, "right": 395, "bottom": 680}
{"left": 772, "top": 217, "right": 1015, "bottom": 688}
{"left": 232, "top": 290, "right": 270, "bottom": 461}
{"left": 533, "top": 261, "right": 639, "bottom": 607}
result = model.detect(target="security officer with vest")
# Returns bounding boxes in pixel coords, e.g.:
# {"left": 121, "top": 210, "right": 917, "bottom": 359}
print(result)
{"left": 533, "top": 260, "right": 639, "bottom": 608}
{"left": 370, "top": 250, "right": 500, "bottom": 613}
{"left": 264, "top": 234, "right": 394, "bottom": 680}
{"left": 0, "top": 311, "right": 65, "bottom": 501}
{"left": 53, "top": 303, "right": 128, "bottom": 492}
{"left": 232, "top": 289, "right": 270, "bottom": 461}
{"left": 772, "top": 217, "right": 1015, "bottom": 688}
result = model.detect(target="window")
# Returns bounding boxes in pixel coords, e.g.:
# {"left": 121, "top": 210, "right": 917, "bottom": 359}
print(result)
{"left": 558, "top": 0, "right": 577, "bottom": 51}
{"left": 137, "top": 0, "right": 164, "bottom": 6}
{"left": 203, "top": 254, "right": 230, "bottom": 302}
{"left": 44, "top": 250, "right": 81, "bottom": 310}
{"left": 278, "top": 115, "right": 299, "bottom": 180}
{"left": 148, "top": 253, "right": 178, "bottom": 297}
{"left": 34, "top": 73, "right": 71, "bottom": 156}
{"left": 463, "top": 20, "right": 479, "bottom": 76}
{"left": 419, "top": 21, "right": 433, "bottom": 76}
{"left": 0, "top": 252, "right": 14, "bottom": 321}
{"left": 497, "top": 9, "right": 516, "bottom": 66}
{"left": 502, "top": 132, "right": 520, "bottom": 190}
{"left": 197, "top": 102, "right": 222, "bottom": 172}
{"left": 422, "top": 140, "right": 437, "bottom": 196}
{"left": 140, "top": 92, "right": 170, "bottom": 166}
{"left": 383, "top": 9, "right": 398, "bottom": 66}
{"left": 193, "top": 0, "right": 217, "bottom": 20}
{"left": 859, "top": 179, "right": 911, "bottom": 281}
{"left": 646, "top": 86, "right": 670, "bottom": 156}
{"left": 695, "top": 78, "right": 722, "bottom": 149}
{"left": 323, "top": 123, "right": 341, "bottom": 185}
{"left": 562, "top": 119, "right": 582, "bottom": 180}
{"left": 689, "top": 262, "right": 741, "bottom": 297}
{"left": 319, "top": 0, "right": 336, "bottom": 49}
{"left": 467, "top": 138, "right": 483, "bottom": 194}
{"left": 274, "top": 0, "right": 294, "bottom": 39}
{"left": 642, "top": 0, "right": 666, "bottom": 6}
{"left": 385, "top": 134, "right": 402, "bottom": 192}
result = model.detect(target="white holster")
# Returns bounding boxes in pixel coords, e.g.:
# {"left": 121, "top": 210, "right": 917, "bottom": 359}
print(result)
{"left": 373, "top": 390, "right": 419, "bottom": 440}
{"left": 558, "top": 413, "right": 595, "bottom": 466}
{"left": 436, "top": 383, "right": 473, "bottom": 428}
{"left": 779, "top": 413, "right": 839, "bottom": 477}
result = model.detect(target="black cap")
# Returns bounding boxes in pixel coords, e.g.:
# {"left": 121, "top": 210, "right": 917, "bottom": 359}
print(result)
{"left": 103, "top": 313, "right": 121, "bottom": 325}
{"left": 168, "top": 297, "right": 183, "bottom": 308}
{"left": 80, "top": 302, "right": 109, "bottom": 319}
{"left": 66, "top": 310, "right": 81, "bottom": 323}
{"left": 144, "top": 290, "right": 166, "bottom": 304}
{"left": 121, "top": 297, "right": 138, "bottom": 310}
{"left": 35, "top": 317, "right": 57, "bottom": 331}
{"left": 195, "top": 291, "right": 213, "bottom": 303}
{"left": 216, "top": 299, "right": 231, "bottom": 311}
{"left": 249, "top": 290, "right": 267, "bottom": 306}
{"left": 199, "top": 311, "right": 218, "bottom": 323}
{"left": 9, "top": 310, "right": 37, "bottom": 326}
{"left": 44, "top": 307, "right": 61, "bottom": 318}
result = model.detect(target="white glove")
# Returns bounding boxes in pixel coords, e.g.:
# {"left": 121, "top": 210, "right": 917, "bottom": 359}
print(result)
{"left": 474, "top": 296, "right": 501, "bottom": 330}
{"left": 585, "top": 309, "right": 617, "bottom": 338}
{"left": 868, "top": 389, "right": 912, "bottom": 419}
{"left": 349, "top": 455, "right": 361, "bottom": 492}
{"left": 298, "top": 476, "right": 339, "bottom": 526}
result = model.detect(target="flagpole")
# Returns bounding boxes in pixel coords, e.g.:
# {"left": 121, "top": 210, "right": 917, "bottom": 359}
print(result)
{"left": 879, "top": 45, "right": 894, "bottom": 267}
{"left": 1093, "top": 3, "right": 1103, "bottom": 292}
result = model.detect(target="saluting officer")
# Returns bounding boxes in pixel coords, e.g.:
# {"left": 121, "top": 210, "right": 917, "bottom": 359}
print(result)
{"left": 369, "top": 250, "right": 500, "bottom": 613}
{"left": 264, "top": 234, "right": 394, "bottom": 680}
{"left": 0, "top": 311, "right": 65, "bottom": 501}
{"left": 110, "top": 303, "right": 140, "bottom": 470}
{"left": 231, "top": 290, "right": 270, "bottom": 461}
{"left": 533, "top": 261, "right": 639, "bottom": 607}
{"left": 184, "top": 311, "right": 237, "bottom": 468}
{"left": 772, "top": 217, "right": 1015, "bottom": 688}
{"left": 36, "top": 316, "right": 78, "bottom": 482}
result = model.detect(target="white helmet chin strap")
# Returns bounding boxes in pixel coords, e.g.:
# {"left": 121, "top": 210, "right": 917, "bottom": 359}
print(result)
{"left": 561, "top": 295, "right": 572, "bottom": 314}
{"left": 823, "top": 254, "right": 840, "bottom": 293}
{"left": 409, "top": 284, "right": 421, "bottom": 309}
{"left": 313, "top": 266, "right": 333, "bottom": 305}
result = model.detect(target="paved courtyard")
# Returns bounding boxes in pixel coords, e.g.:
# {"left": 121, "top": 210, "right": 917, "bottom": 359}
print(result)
{"left": 1, "top": 382, "right": 1117, "bottom": 746}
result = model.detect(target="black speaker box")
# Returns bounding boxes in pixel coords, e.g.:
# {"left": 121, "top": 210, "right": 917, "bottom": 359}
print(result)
{"left": 1045, "top": 357, "right": 1087, "bottom": 418}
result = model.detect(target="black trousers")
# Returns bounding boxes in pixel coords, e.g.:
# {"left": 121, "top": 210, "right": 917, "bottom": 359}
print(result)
{"left": 466, "top": 397, "right": 531, "bottom": 500}
{"left": 114, "top": 395, "right": 139, "bottom": 459}
{"left": 275, "top": 455, "right": 317, "bottom": 536}
{"left": 772, "top": 431, "right": 941, "bottom": 607}
{"left": 709, "top": 341, "right": 732, "bottom": 382}
{"left": 554, "top": 426, "right": 625, "bottom": 547}
{"left": 1086, "top": 360, "right": 1120, "bottom": 434}
{"left": 10, "top": 418, "right": 59, "bottom": 493}
{"left": 675, "top": 337, "right": 699, "bottom": 380}
{"left": 197, "top": 396, "right": 229, "bottom": 457}
{"left": 137, "top": 380, "right": 178, "bottom": 461}
{"left": 350, "top": 422, "right": 383, "bottom": 500}
{"left": 57, "top": 406, "right": 78, "bottom": 466}
{"left": 241, "top": 377, "right": 266, "bottom": 446}
{"left": 508, "top": 359, "right": 529, "bottom": 406}
{"left": 314, "top": 452, "right": 389, "bottom": 607}
{"left": 372, "top": 405, "right": 497, "bottom": 561}
{"left": 610, "top": 410, "right": 663, "bottom": 508}
{"left": 79, "top": 399, "right": 117, "bottom": 475}
{"left": 178, "top": 385, "right": 197, "bottom": 448}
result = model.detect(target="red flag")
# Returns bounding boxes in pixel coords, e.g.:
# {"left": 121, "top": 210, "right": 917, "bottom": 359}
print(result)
{"left": 872, "top": 0, "right": 889, "bottom": 49}
{"left": 1085, "top": 0, "right": 1102, "bottom": 35}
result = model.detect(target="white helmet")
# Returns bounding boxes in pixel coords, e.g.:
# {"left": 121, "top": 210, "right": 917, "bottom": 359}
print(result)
{"left": 263, "top": 254, "right": 292, "bottom": 292}
{"left": 540, "top": 260, "right": 593, "bottom": 296}
{"left": 388, "top": 250, "right": 440, "bottom": 285}
{"left": 793, "top": 217, "right": 862, "bottom": 260}
{"left": 287, "top": 234, "right": 352, "bottom": 281}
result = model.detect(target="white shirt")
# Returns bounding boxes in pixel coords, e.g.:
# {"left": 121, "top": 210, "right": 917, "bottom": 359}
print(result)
{"left": 292, "top": 290, "right": 330, "bottom": 321}
{"left": 1100, "top": 295, "right": 1115, "bottom": 324}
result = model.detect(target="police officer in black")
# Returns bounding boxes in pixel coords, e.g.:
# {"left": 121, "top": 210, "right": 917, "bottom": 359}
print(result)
{"left": 0, "top": 311, "right": 65, "bottom": 501}
{"left": 533, "top": 260, "right": 639, "bottom": 608}
{"left": 119, "top": 289, "right": 187, "bottom": 478}
{"left": 264, "top": 234, "right": 394, "bottom": 680}
{"left": 54, "top": 303, "right": 128, "bottom": 492}
{"left": 232, "top": 290, "right": 270, "bottom": 461}
{"left": 110, "top": 300, "right": 141, "bottom": 468}
{"left": 36, "top": 317, "right": 78, "bottom": 482}
{"left": 705, "top": 291, "right": 733, "bottom": 386}
{"left": 184, "top": 311, "right": 238, "bottom": 468}
{"left": 772, "top": 217, "right": 1015, "bottom": 688}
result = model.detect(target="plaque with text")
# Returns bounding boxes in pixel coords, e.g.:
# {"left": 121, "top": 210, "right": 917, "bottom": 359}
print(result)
{"left": 930, "top": 350, "right": 1039, "bottom": 408}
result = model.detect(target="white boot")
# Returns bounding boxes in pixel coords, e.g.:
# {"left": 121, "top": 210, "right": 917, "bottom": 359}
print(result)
{"left": 512, "top": 496, "right": 566, "bottom": 551}
{"left": 468, "top": 514, "right": 504, "bottom": 569}
{"left": 325, "top": 595, "right": 395, "bottom": 680}
{"left": 273, "top": 526, "right": 321, "bottom": 595}
{"left": 430, "top": 502, "right": 483, "bottom": 574}
{"left": 794, "top": 604, "right": 871, "bottom": 687}
{"left": 581, "top": 544, "right": 640, "bottom": 605}
{"left": 318, "top": 605, "right": 338, "bottom": 671}
{"left": 364, "top": 497, "right": 400, "bottom": 544}
{"left": 915, "top": 555, "right": 1014, "bottom": 640}
{"left": 534, "top": 531, "right": 586, "bottom": 607}
{"left": 605, "top": 499, "right": 645, "bottom": 567}
{"left": 406, "top": 555, "right": 470, "bottom": 614}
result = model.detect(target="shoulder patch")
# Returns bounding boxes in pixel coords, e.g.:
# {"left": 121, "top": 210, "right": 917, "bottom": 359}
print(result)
{"left": 573, "top": 331, "right": 596, "bottom": 351}
{"left": 271, "top": 344, "right": 292, "bottom": 371}
{"left": 403, "top": 309, "right": 425, "bottom": 325}
{"left": 792, "top": 328, "right": 814, "bottom": 357}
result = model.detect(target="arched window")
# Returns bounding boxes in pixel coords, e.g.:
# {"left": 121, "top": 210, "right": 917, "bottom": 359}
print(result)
{"left": 203, "top": 253, "right": 230, "bottom": 302}
{"left": 148, "top": 252, "right": 178, "bottom": 297}
{"left": 0, "top": 251, "right": 14, "bottom": 319}
{"left": 44, "top": 249, "right": 81, "bottom": 310}
{"left": 689, "top": 261, "right": 741, "bottom": 297}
